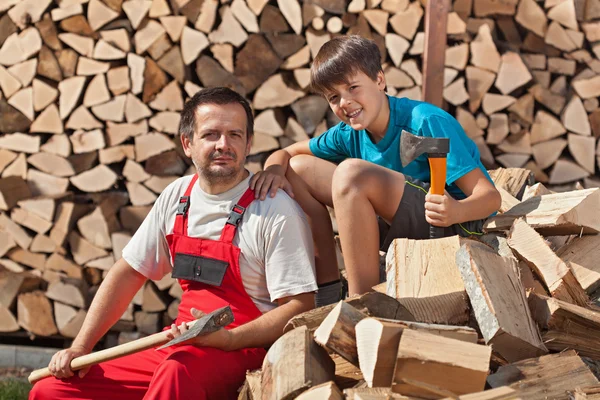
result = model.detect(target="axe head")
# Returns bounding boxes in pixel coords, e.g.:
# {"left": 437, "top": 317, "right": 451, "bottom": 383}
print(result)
{"left": 400, "top": 130, "right": 450, "bottom": 167}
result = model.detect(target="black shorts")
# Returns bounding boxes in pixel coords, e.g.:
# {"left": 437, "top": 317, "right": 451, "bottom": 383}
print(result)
{"left": 379, "top": 176, "right": 486, "bottom": 252}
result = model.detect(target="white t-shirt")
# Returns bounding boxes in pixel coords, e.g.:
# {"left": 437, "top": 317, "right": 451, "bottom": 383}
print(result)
{"left": 122, "top": 173, "right": 318, "bottom": 313}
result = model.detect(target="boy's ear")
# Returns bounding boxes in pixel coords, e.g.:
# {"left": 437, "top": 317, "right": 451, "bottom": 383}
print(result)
{"left": 376, "top": 71, "right": 386, "bottom": 91}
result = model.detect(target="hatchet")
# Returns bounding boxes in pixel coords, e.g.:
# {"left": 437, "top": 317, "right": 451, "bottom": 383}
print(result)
{"left": 399, "top": 130, "right": 449, "bottom": 239}
{"left": 28, "top": 305, "right": 234, "bottom": 384}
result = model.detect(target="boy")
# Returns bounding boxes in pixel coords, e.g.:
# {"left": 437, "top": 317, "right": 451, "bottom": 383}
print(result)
{"left": 250, "top": 35, "right": 501, "bottom": 300}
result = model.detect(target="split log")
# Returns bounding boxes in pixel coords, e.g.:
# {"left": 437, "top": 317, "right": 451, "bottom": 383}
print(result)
{"left": 495, "top": 52, "right": 532, "bottom": 95}
{"left": 355, "top": 318, "right": 477, "bottom": 388}
{"left": 487, "top": 351, "right": 599, "bottom": 400}
{"left": 484, "top": 188, "right": 600, "bottom": 235}
{"left": 532, "top": 138, "right": 567, "bottom": 169}
{"left": 548, "top": 159, "right": 590, "bottom": 185}
{"left": 32, "top": 79, "right": 58, "bottom": 112}
{"left": 456, "top": 240, "right": 547, "bottom": 362}
{"left": 295, "top": 382, "right": 343, "bottom": 400}
{"left": 50, "top": 201, "right": 90, "bottom": 248}
{"left": 18, "top": 290, "right": 58, "bottom": 336}
{"left": 507, "top": 218, "right": 589, "bottom": 307}
{"left": 391, "top": 329, "right": 491, "bottom": 398}
{"left": 314, "top": 301, "right": 368, "bottom": 365}
{"left": 529, "top": 293, "right": 600, "bottom": 360}
{"left": 11, "top": 207, "right": 52, "bottom": 234}
{"left": 284, "top": 292, "right": 414, "bottom": 333}
{"left": 556, "top": 235, "right": 600, "bottom": 294}
{"left": 0, "top": 176, "right": 31, "bottom": 211}
{"left": 261, "top": 325, "right": 335, "bottom": 400}
{"left": 46, "top": 253, "right": 82, "bottom": 279}
{"left": 568, "top": 134, "right": 595, "bottom": 174}
{"left": 386, "top": 236, "right": 469, "bottom": 325}
{"left": 46, "top": 278, "right": 87, "bottom": 308}
{"left": 54, "top": 302, "right": 86, "bottom": 338}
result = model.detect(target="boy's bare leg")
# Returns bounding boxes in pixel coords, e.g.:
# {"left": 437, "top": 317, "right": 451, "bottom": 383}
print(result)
{"left": 331, "top": 159, "right": 406, "bottom": 295}
{"left": 286, "top": 155, "right": 339, "bottom": 285}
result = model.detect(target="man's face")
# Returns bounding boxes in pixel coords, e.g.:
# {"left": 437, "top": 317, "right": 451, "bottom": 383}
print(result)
{"left": 323, "top": 70, "right": 386, "bottom": 132}
{"left": 182, "top": 102, "right": 251, "bottom": 185}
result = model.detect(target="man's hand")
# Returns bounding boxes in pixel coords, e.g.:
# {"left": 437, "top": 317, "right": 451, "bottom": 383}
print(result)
{"left": 166, "top": 308, "right": 235, "bottom": 351}
{"left": 424, "top": 191, "right": 460, "bottom": 227}
{"left": 249, "top": 165, "right": 294, "bottom": 200}
{"left": 48, "top": 345, "right": 91, "bottom": 379}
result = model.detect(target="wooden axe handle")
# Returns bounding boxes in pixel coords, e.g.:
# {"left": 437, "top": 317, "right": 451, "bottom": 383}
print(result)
{"left": 28, "top": 320, "right": 198, "bottom": 384}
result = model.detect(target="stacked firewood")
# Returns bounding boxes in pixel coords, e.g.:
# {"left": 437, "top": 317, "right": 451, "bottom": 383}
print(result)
{"left": 1, "top": 0, "right": 600, "bottom": 352}
{"left": 241, "top": 168, "right": 600, "bottom": 400}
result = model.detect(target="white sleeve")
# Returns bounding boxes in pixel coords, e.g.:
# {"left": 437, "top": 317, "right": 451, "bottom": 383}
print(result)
{"left": 263, "top": 214, "right": 318, "bottom": 302}
{"left": 121, "top": 193, "right": 173, "bottom": 281}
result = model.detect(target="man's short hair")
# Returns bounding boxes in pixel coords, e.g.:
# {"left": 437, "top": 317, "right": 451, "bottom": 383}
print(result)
{"left": 179, "top": 87, "right": 254, "bottom": 142}
{"left": 310, "top": 35, "right": 383, "bottom": 96}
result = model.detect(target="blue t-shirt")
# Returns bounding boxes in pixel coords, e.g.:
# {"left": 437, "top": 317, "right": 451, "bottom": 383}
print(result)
{"left": 308, "top": 95, "right": 494, "bottom": 200}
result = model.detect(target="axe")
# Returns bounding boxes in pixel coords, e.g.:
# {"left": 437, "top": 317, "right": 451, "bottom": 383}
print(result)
{"left": 28, "top": 305, "right": 234, "bottom": 384}
{"left": 399, "top": 130, "right": 449, "bottom": 239}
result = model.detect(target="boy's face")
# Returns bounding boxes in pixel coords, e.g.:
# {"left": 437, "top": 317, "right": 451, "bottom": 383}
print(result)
{"left": 323, "top": 70, "right": 387, "bottom": 133}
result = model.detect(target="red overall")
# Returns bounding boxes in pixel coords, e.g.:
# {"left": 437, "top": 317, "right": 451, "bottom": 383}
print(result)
{"left": 30, "top": 175, "right": 266, "bottom": 400}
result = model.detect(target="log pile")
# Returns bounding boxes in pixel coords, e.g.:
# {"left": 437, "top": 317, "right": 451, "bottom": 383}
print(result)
{"left": 0, "top": 0, "right": 600, "bottom": 379}
{"left": 238, "top": 168, "right": 600, "bottom": 399}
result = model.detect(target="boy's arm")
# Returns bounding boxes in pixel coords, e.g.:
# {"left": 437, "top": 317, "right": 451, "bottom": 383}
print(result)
{"left": 425, "top": 168, "right": 501, "bottom": 227}
{"left": 250, "top": 140, "right": 313, "bottom": 199}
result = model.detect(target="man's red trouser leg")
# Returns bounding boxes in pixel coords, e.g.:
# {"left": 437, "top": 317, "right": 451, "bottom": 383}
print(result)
{"left": 29, "top": 345, "right": 265, "bottom": 400}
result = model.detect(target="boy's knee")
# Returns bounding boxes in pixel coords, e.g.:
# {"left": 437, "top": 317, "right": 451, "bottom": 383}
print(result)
{"left": 288, "top": 154, "right": 315, "bottom": 176}
{"left": 332, "top": 159, "right": 369, "bottom": 195}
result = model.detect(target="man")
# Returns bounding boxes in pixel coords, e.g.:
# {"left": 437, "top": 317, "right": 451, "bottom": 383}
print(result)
{"left": 29, "top": 87, "right": 318, "bottom": 400}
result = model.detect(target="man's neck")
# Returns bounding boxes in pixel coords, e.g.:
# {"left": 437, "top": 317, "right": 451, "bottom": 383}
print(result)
{"left": 197, "top": 169, "right": 250, "bottom": 195}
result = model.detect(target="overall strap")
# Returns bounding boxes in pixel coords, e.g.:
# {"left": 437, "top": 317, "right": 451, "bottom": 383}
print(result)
{"left": 173, "top": 174, "right": 199, "bottom": 236}
{"left": 220, "top": 188, "right": 255, "bottom": 243}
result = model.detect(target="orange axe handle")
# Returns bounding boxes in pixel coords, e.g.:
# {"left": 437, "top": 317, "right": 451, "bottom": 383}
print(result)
{"left": 428, "top": 156, "right": 447, "bottom": 196}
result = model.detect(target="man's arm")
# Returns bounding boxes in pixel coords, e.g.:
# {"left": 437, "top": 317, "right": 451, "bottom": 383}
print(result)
{"left": 170, "top": 292, "right": 315, "bottom": 351}
{"left": 49, "top": 258, "right": 147, "bottom": 378}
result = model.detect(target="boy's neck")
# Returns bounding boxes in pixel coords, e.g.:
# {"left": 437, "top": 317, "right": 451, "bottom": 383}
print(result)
{"left": 366, "top": 94, "right": 391, "bottom": 143}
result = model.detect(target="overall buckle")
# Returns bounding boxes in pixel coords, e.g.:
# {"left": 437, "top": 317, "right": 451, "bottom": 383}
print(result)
{"left": 226, "top": 205, "right": 246, "bottom": 226}
{"left": 177, "top": 196, "right": 190, "bottom": 215}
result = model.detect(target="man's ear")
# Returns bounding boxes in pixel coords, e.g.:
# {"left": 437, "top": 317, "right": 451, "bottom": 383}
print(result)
{"left": 180, "top": 134, "right": 193, "bottom": 158}
{"left": 245, "top": 134, "right": 253, "bottom": 157}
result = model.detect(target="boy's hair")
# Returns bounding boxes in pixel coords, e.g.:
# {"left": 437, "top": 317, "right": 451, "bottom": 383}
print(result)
{"left": 310, "top": 35, "right": 383, "bottom": 96}
{"left": 179, "top": 87, "right": 254, "bottom": 142}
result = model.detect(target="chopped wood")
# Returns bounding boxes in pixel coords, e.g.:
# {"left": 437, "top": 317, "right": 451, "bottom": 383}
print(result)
{"left": 123, "top": 0, "right": 152, "bottom": 30}
{"left": 58, "top": 75, "right": 85, "bottom": 119}
{"left": 314, "top": 301, "right": 368, "bottom": 365}
{"left": 496, "top": 132, "right": 532, "bottom": 155}
{"left": 546, "top": 21, "right": 577, "bottom": 52}
{"left": 473, "top": 0, "right": 517, "bottom": 16}
{"left": 46, "top": 278, "right": 87, "bottom": 308}
{"left": 157, "top": 46, "right": 185, "bottom": 84}
{"left": 180, "top": 26, "right": 208, "bottom": 66}
{"left": 17, "top": 291, "right": 58, "bottom": 336}
{"left": 150, "top": 0, "right": 170, "bottom": 17}
{"left": 106, "top": 119, "right": 148, "bottom": 146}
{"left": 134, "top": 20, "right": 166, "bottom": 55}
{"left": 0, "top": 33, "right": 25, "bottom": 67}
{"left": 487, "top": 114, "right": 510, "bottom": 145}
{"left": 278, "top": 0, "right": 303, "bottom": 35}
{"left": 58, "top": 32, "right": 93, "bottom": 57}
{"left": 305, "top": 28, "right": 331, "bottom": 59}
{"left": 507, "top": 218, "right": 589, "bottom": 307}
{"left": 471, "top": 24, "right": 501, "bottom": 73}
{"left": 556, "top": 235, "right": 600, "bottom": 294}
{"left": 54, "top": 303, "right": 86, "bottom": 338}
{"left": 443, "top": 77, "right": 469, "bottom": 106}
{"left": 531, "top": 110, "right": 566, "bottom": 144}
{"left": 457, "top": 108, "right": 484, "bottom": 139}
{"left": 8, "top": 58, "right": 37, "bottom": 87}
{"left": 392, "top": 329, "right": 491, "bottom": 398}
{"left": 99, "top": 145, "right": 135, "bottom": 164}
{"left": 27, "top": 153, "right": 74, "bottom": 177}
{"left": 59, "top": 15, "right": 97, "bottom": 39}
{"left": 70, "top": 164, "right": 118, "bottom": 193}
{"left": 250, "top": 131, "right": 279, "bottom": 155}
{"left": 69, "top": 231, "right": 109, "bottom": 265}
{"left": 261, "top": 325, "right": 336, "bottom": 400}
{"left": 82, "top": 74, "right": 109, "bottom": 108}
{"left": 487, "top": 351, "right": 599, "bottom": 400}
{"left": 126, "top": 181, "right": 157, "bottom": 206}
{"left": 27, "top": 169, "right": 70, "bottom": 196}
{"left": 495, "top": 52, "right": 532, "bottom": 95}
{"left": 456, "top": 240, "right": 547, "bottom": 362}
{"left": 362, "top": 10, "right": 389, "bottom": 36}
{"left": 149, "top": 111, "right": 179, "bottom": 134}
{"left": 125, "top": 93, "right": 152, "bottom": 123}
{"left": 66, "top": 106, "right": 103, "bottom": 130}
{"left": 515, "top": 0, "right": 547, "bottom": 37}
{"left": 0, "top": 64, "right": 22, "bottom": 98}
{"left": 0, "top": 149, "right": 17, "bottom": 175}
{"left": 568, "top": 134, "right": 595, "bottom": 174}
{"left": 141, "top": 281, "right": 168, "bottom": 312}
{"left": 326, "top": 17, "right": 343, "bottom": 33}
{"left": 386, "top": 236, "right": 468, "bottom": 325}
{"left": 208, "top": 6, "right": 248, "bottom": 47}
{"left": 253, "top": 73, "right": 304, "bottom": 110}
{"left": 573, "top": 75, "right": 600, "bottom": 100}
{"left": 88, "top": 0, "right": 119, "bottom": 31}
{"left": 99, "top": 29, "right": 130, "bottom": 54}
{"left": 465, "top": 67, "right": 494, "bottom": 113}
{"left": 508, "top": 93, "right": 535, "bottom": 125}
{"left": 522, "top": 53, "right": 546, "bottom": 70}
{"left": 0, "top": 132, "right": 40, "bottom": 153}
{"left": 482, "top": 94, "right": 516, "bottom": 115}
{"left": 295, "top": 382, "right": 343, "bottom": 400}
{"left": 159, "top": 16, "right": 186, "bottom": 43}
{"left": 36, "top": 46, "right": 62, "bottom": 82}
{"left": 548, "top": 57, "right": 576, "bottom": 75}
{"left": 485, "top": 187, "right": 600, "bottom": 234}
{"left": 56, "top": 48, "right": 79, "bottom": 79}
{"left": 532, "top": 138, "right": 567, "bottom": 169}
{"left": 236, "top": 35, "right": 283, "bottom": 93}
{"left": 30, "top": 103, "right": 62, "bottom": 135}
{"left": 0, "top": 176, "right": 31, "bottom": 211}
{"left": 255, "top": 110, "right": 285, "bottom": 137}
{"left": 194, "top": 0, "right": 218, "bottom": 33}
{"left": 76, "top": 57, "right": 109, "bottom": 76}
{"left": 69, "top": 129, "right": 105, "bottom": 154}
{"left": 91, "top": 94, "right": 126, "bottom": 122}
{"left": 148, "top": 80, "right": 183, "bottom": 111}
{"left": 106, "top": 66, "right": 131, "bottom": 96}
{"left": 93, "top": 40, "right": 126, "bottom": 60}
{"left": 388, "top": 2, "right": 422, "bottom": 40}
{"left": 356, "top": 318, "right": 477, "bottom": 388}
{"left": 142, "top": 56, "right": 168, "bottom": 103}
{"left": 384, "top": 33, "right": 409, "bottom": 67}
{"left": 548, "top": 158, "right": 590, "bottom": 184}
{"left": 7, "top": 87, "right": 33, "bottom": 121}
{"left": 134, "top": 132, "right": 176, "bottom": 162}
{"left": 563, "top": 95, "right": 591, "bottom": 136}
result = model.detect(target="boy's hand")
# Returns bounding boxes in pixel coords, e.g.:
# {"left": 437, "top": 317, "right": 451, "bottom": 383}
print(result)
{"left": 249, "top": 165, "right": 294, "bottom": 200}
{"left": 424, "top": 191, "right": 460, "bottom": 227}
{"left": 166, "top": 308, "right": 235, "bottom": 351}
